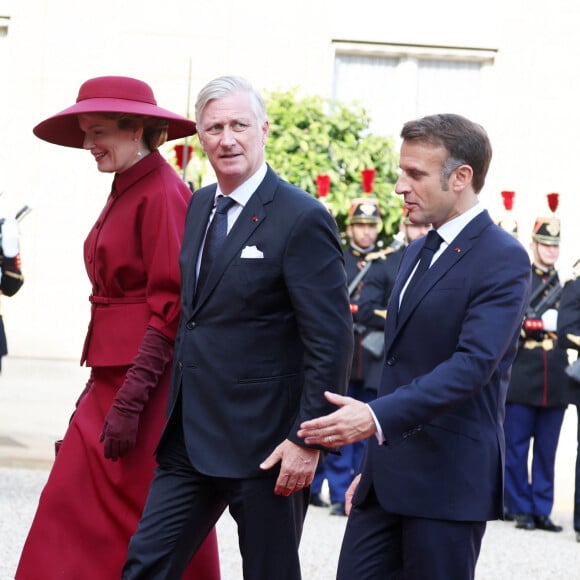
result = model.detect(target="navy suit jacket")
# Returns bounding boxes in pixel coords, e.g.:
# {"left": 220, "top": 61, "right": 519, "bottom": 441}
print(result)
{"left": 166, "top": 166, "right": 353, "bottom": 478}
{"left": 356, "top": 210, "right": 531, "bottom": 521}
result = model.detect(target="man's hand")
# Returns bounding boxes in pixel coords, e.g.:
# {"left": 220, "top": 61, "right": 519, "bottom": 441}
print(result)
{"left": 345, "top": 473, "right": 361, "bottom": 516}
{"left": 297, "top": 391, "right": 376, "bottom": 447}
{"left": 260, "top": 440, "right": 320, "bottom": 496}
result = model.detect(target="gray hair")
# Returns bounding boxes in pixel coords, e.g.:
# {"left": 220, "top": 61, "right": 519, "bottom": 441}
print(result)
{"left": 194, "top": 76, "right": 268, "bottom": 131}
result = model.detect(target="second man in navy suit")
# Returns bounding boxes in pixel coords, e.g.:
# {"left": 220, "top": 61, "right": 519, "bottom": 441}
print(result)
{"left": 299, "top": 113, "right": 531, "bottom": 580}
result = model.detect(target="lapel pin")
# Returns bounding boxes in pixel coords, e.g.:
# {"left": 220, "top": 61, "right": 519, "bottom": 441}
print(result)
{"left": 252, "top": 215, "right": 259, "bottom": 222}
{"left": 454, "top": 247, "right": 461, "bottom": 253}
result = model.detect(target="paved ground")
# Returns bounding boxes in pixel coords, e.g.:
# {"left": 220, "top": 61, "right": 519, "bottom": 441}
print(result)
{"left": 1, "top": 356, "right": 579, "bottom": 579}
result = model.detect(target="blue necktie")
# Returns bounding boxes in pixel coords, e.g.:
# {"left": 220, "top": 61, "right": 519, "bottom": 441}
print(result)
{"left": 196, "top": 195, "right": 236, "bottom": 300}
{"left": 400, "top": 229, "right": 442, "bottom": 308}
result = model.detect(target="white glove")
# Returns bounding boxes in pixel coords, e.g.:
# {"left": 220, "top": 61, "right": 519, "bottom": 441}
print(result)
{"left": 541, "top": 308, "right": 558, "bottom": 332}
{"left": 1, "top": 218, "right": 19, "bottom": 258}
{"left": 558, "top": 266, "right": 576, "bottom": 286}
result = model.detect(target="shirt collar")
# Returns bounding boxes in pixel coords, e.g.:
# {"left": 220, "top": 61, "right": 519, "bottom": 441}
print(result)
{"left": 350, "top": 242, "right": 375, "bottom": 255}
{"left": 436, "top": 202, "right": 484, "bottom": 246}
{"left": 215, "top": 163, "right": 267, "bottom": 207}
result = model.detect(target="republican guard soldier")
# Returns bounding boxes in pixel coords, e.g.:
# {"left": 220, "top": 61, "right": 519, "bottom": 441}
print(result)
{"left": 0, "top": 216, "right": 24, "bottom": 370}
{"left": 310, "top": 170, "right": 385, "bottom": 515}
{"left": 504, "top": 193, "right": 568, "bottom": 532}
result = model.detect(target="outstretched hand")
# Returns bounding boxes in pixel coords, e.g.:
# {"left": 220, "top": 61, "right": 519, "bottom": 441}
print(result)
{"left": 297, "top": 391, "right": 377, "bottom": 448}
{"left": 260, "top": 439, "right": 320, "bottom": 496}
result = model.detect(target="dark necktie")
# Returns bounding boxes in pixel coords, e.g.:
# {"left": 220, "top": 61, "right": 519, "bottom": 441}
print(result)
{"left": 400, "top": 229, "right": 442, "bottom": 308}
{"left": 196, "top": 195, "right": 236, "bottom": 299}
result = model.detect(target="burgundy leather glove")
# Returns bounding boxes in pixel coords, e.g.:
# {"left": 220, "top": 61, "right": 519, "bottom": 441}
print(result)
{"left": 100, "top": 326, "right": 173, "bottom": 461}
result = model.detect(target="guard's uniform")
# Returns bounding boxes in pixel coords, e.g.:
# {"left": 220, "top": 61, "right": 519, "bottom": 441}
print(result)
{"left": 355, "top": 247, "right": 403, "bottom": 391}
{"left": 312, "top": 194, "right": 387, "bottom": 511}
{"left": 0, "top": 218, "right": 24, "bottom": 369}
{"left": 504, "top": 205, "right": 568, "bottom": 529}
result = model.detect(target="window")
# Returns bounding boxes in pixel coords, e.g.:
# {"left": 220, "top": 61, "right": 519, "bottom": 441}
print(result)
{"left": 332, "top": 41, "right": 496, "bottom": 140}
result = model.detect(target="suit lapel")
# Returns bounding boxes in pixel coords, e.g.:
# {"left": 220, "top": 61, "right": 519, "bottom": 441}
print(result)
{"left": 385, "top": 244, "right": 419, "bottom": 342}
{"left": 396, "top": 242, "right": 466, "bottom": 327}
{"left": 388, "top": 211, "right": 493, "bottom": 346}
{"left": 192, "top": 166, "right": 278, "bottom": 311}
{"left": 182, "top": 187, "right": 215, "bottom": 312}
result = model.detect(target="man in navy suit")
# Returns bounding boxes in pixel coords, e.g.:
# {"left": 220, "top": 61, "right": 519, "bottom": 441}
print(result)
{"left": 123, "top": 76, "right": 353, "bottom": 579}
{"left": 299, "top": 113, "right": 531, "bottom": 579}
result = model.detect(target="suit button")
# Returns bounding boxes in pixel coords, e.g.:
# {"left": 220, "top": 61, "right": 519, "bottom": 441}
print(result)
{"left": 386, "top": 357, "right": 396, "bottom": 366}
{"left": 186, "top": 321, "right": 195, "bottom": 330}
{"left": 177, "top": 361, "right": 183, "bottom": 370}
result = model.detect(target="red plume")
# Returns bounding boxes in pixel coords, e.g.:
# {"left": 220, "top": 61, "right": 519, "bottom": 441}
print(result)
{"left": 316, "top": 174, "right": 330, "bottom": 198}
{"left": 361, "top": 169, "right": 376, "bottom": 194}
{"left": 174, "top": 144, "right": 193, "bottom": 172}
{"left": 501, "top": 190, "right": 515, "bottom": 211}
{"left": 547, "top": 192, "right": 559, "bottom": 213}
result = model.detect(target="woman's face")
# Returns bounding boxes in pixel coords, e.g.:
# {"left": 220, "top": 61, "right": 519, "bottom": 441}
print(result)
{"left": 78, "top": 114, "right": 142, "bottom": 174}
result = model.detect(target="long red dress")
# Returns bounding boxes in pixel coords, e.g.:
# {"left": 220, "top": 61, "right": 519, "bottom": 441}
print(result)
{"left": 16, "top": 151, "right": 220, "bottom": 580}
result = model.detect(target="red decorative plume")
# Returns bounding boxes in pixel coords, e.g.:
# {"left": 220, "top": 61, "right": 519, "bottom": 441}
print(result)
{"left": 547, "top": 192, "right": 559, "bottom": 213}
{"left": 361, "top": 169, "right": 376, "bottom": 194}
{"left": 501, "top": 190, "right": 515, "bottom": 211}
{"left": 316, "top": 174, "right": 331, "bottom": 198}
{"left": 174, "top": 144, "right": 193, "bottom": 172}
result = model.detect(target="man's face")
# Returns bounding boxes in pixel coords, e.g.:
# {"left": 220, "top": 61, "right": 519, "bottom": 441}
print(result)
{"left": 348, "top": 223, "right": 378, "bottom": 249}
{"left": 395, "top": 141, "right": 459, "bottom": 229}
{"left": 197, "top": 90, "right": 269, "bottom": 194}
{"left": 532, "top": 241, "right": 560, "bottom": 269}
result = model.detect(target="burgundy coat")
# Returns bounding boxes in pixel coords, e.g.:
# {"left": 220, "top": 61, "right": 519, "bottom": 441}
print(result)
{"left": 16, "top": 150, "right": 220, "bottom": 580}
{"left": 81, "top": 149, "right": 188, "bottom": 366}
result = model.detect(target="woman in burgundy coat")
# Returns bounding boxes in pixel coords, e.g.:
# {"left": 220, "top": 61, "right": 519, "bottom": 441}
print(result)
{"left": 16, "top": 76, "right": 220, "bottom": 580}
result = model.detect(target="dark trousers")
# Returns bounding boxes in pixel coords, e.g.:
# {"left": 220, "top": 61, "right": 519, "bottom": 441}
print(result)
{"left": 122, "top": 414, "right": 309, "bottom": 580}
{"left": 337, "top": 486, "right": 486, "bottom": 580}
{"left": 504, "top": 402, "right": 566, "bottom": 516}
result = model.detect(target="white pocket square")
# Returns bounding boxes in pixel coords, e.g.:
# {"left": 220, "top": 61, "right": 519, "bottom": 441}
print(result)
{"left": 241, "top": 245, "right": 264, "bottom": 259}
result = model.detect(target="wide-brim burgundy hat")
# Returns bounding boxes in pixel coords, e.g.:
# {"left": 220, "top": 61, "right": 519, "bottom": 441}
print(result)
{"left": 33, "top": 76, "right": 197, "bottom": 148}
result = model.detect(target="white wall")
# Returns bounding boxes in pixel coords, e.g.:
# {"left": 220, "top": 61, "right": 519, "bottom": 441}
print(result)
{"left": 0, "top": 0, "right": 578, "bottom": 360}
